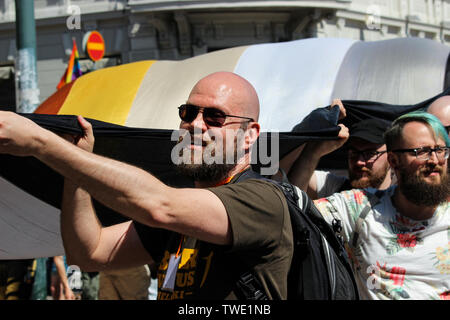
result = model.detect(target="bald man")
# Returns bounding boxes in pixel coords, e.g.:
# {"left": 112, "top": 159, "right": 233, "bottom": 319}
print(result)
{"left": 427, "top": 95, "right": 450, "bottom": 133}
{"left": 0, "top": 72, "right": 292, "bottom": 300}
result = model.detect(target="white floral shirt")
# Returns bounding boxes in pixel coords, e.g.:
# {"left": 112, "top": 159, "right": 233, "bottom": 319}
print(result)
{"left": 314, "top": 186, "right": 450, "bottom": 300}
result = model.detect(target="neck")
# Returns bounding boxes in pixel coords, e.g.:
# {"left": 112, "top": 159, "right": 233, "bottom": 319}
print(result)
{"left": 392, "top": 187, "right": 437, "bottom": 221}
{"left": 378, "top": 169, "right": 392, "bottom": 190}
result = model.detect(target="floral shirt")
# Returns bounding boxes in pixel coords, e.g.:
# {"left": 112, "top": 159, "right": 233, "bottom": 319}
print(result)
{"left": 314, "top": 186, "right": 450, "bottom": 300}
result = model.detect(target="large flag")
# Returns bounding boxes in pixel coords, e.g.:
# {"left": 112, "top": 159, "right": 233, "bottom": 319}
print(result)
{"left": 0, "top": 37, "right": 449, "bottom": 259}
{"left": 0, "top": 88, "right": 447, "bottom": 259}
{"left": 56, "top": 39, "right": 82, "bottom": 90}
{"left": 37, "top": 37, "right": 449, "bottom": 132}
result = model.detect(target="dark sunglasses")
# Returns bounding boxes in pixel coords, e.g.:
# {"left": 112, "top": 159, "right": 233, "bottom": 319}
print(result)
{"left": 446, "top": 125, "right": 450, "bottom": 135}
{"left": 178, "top": 104, "right": 254, "bottom": 127}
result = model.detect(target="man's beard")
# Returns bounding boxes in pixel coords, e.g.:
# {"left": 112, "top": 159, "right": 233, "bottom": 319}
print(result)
{"left": 349, "top": 163, "right": 390, "bottom": 189}
{"left": 176, "top": 161, "right": 236, "bottom": 183}
{"left": 175, "top": 137, "right": 242, "bottom": 184}
{"left": 397, "top": 164, "right": 450, "bottom": 207}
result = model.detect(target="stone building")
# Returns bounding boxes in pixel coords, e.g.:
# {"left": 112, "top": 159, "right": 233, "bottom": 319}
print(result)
{"left": 0, "top": 0, "right": 449, "bottom": 109}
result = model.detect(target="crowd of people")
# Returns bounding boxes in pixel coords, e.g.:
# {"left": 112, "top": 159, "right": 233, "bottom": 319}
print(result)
{"left": 0, "top": 71, "right": 448, "bottom": 300}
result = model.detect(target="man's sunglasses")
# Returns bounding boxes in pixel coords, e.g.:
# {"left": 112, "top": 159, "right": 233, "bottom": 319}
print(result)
{"left": 178, "top": 104, "right": 254, "bottom": 127}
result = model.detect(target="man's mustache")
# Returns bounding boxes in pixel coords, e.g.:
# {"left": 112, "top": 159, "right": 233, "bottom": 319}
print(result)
{"left": 177, "top": 133, "right": 215, "bottom": 147}
{"left": 354, "top": 167, "right": 372, "bottom": 175}
{"left": 420, "top": 164, "right": 443, "bottom": 176}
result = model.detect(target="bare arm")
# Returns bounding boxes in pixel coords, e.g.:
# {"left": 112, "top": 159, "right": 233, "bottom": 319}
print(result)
{"left": 61, "top": 184, "right": 155, "bottom": 271}
{"left": 54, "top": 147, "right": 230, "bottom": 245}
{"left": 286, "top": 100, "right": 349, "bottom": 199}
{"left": 60, "top": 117, "right": 174, "bottom": 271}
{"left": 0, "top": 112, "right": 231, "bottom": 246}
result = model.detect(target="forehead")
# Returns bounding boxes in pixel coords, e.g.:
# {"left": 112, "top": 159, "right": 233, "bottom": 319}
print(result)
{"left": 187, "top": 81, "right": 239, "bottom": 114}
{"left": 400, "top": 121, "right": 444, "bottom": 147}
{"left": 348, "top": 138, "right": 384, "bottom": 151}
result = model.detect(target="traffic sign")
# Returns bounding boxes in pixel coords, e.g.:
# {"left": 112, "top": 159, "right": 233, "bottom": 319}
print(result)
{"left": 83, "top": 31, "right": 105, "bottom": 62}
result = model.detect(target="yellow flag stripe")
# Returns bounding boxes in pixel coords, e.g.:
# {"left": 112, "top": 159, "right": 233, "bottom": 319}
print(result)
{"left": 58, "top": 60, "right": 154, "bottom": 125}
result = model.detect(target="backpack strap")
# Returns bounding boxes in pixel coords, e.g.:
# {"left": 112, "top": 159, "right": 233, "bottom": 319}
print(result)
{"left": 278, "top": 168, "right": 291, "bottom": 184}
{"left": 232, "top": 169, "right": 270, "bottom": 300}
{"left": 350, "top": 190, "right": 383, "bottom": 247}
{"left": 235, "top": 272, "right": 269, "bottom": 300}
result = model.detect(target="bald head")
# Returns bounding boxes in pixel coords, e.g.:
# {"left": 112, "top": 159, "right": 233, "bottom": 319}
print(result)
{"left": 189, "top": 72, "right": 260, "bottom": 121}
{"left": 428, "top": 96, "right": 450, "bottom": 126}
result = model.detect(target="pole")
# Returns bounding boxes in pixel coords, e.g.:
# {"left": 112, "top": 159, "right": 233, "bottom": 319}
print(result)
{"left": 15, "top": 0, "right": 39, "bottom": 113}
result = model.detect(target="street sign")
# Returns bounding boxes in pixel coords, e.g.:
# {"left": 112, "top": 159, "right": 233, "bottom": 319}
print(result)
{"left": 83, "top": 31, "right": 105, "bottom": 62}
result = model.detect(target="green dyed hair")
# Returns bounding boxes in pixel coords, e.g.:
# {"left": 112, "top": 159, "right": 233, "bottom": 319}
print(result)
{"left": 384, "top": 110, "right": 450, "bottom": 150}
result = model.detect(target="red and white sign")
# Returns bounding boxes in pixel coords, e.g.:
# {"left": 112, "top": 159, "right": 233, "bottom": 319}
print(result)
{"left": 83, "top": 31, "right": 105, "bottom": 62}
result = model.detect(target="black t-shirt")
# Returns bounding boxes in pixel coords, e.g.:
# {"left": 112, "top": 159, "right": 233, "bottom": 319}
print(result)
{"left": 133, "top": 178, "right": 292, "bottom": 300}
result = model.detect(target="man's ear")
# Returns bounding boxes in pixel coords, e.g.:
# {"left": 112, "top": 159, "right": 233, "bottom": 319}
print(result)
{"left": 245, "top": 122, "right": 260, "bottom": 150}
{"left": 387, "top": 152, "right": 399, "bottom": 170}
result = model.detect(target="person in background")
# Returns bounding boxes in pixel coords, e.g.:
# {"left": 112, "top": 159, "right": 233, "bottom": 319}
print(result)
{"left": 281, "top": 99, "right": 392, "bottom": 199}
{"left": 0, "top": 259, "right": 34, "bottom": 300}
{"left": 313, "top": 111, "right": 450, "bottom": 299}
{"left": 50, "top": 256, "right": 75, "bottom": 300}
{"left": 427, "top": 95, "right": 450, "bottom": 135}
{"left": 98, "top": 265, "right": 150, "bottom": 300}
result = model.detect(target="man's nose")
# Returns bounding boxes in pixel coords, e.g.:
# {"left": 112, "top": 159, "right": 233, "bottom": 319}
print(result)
{"left": 190, "top": 110, "right": 207, "bottom": 131}
{"left": 426, "top": 150, "right": 440, "bottom": 164}
{"left": 354, "top": 155, "right": 368, "bottom": 166}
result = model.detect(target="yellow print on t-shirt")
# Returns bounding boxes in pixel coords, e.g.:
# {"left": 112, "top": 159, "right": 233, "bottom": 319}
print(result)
{"left": 157, "top": 248, "right": 214, "bottom": 300}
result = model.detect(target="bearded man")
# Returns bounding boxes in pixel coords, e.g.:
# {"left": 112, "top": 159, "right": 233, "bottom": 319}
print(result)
{"left": 0, "top": 72, "right": 293, "bottom": 300}
{"left": 313, "top": 111, "right": 450, "bottom": 300}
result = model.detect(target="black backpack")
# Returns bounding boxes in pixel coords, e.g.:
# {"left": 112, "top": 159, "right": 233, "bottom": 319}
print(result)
{"left": 234, "top": 169, "right": 359, "bottom": 300}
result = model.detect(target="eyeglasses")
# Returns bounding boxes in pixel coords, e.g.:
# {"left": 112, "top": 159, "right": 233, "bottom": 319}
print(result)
{"left": 178, "top": 104, "right": 254, "bottom": 127}
{"left": 391, "top": 146, "right": 450, "bottom": 161}
{"left": 348, "top": 149, "right": 387, "bottom": 162}
{"left": 445, "top": 125, "right": 450, "bottom": 135}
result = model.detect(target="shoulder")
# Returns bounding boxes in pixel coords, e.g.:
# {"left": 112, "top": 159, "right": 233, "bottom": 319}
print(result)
{"left": 314, "top": 188, "right": 374, "bottom": 218}
{"left": 315, "top": 188, "right": 369, "bottom": 205}
{"left": 435, "top": 200, "right": 450, "bottom": 217}
{"left": 209, "top": 178, "right": 286, "bottom": 213}
{"left": 315, "top": 170, "right": 348, "bottom": 197}
{"left": 209, "top": 179, "right": 290, "bottom": 251}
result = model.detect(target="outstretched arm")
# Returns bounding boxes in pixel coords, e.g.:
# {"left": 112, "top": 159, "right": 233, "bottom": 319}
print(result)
{"left": 286, "top": 99, "right": 349, "bottom": 199}
{"left": 0, "top": 111, "right": 230, "bottom": 260}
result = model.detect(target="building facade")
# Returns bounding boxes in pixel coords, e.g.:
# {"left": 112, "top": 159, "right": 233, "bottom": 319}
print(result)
{"left": 0, "top": 0, "right": 449, "bottom": 109}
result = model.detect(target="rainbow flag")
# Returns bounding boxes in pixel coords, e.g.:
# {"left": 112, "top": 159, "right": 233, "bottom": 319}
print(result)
{"left": 56, "top": 39, "right": 82, "bottom": 90}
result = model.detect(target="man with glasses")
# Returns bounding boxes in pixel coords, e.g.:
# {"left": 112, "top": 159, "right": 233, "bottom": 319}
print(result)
{"left": 427, "top": 95, "right": 450, "bottom": 136}
{"left": 0, "top": 72, "right": 293, "bottom": 300}
{"left": 313, "top": 111, "right": 450, "bottom": 299}
{"left": 284, "top": 99, "right": 392, "bottom": 199}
